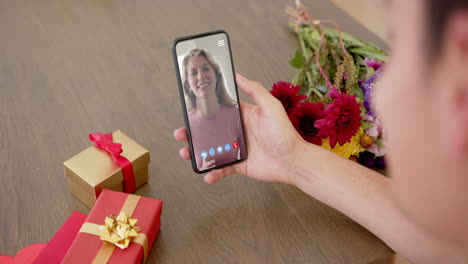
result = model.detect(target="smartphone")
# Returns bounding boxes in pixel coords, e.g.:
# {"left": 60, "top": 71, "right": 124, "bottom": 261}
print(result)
{"left": 172, "top": 30, "right": 248, "bottom": 174}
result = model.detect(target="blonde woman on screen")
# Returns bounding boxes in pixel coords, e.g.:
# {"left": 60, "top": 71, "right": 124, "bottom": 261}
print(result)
{"left": 182, "top": 48, "right": 246, "bottom": 171}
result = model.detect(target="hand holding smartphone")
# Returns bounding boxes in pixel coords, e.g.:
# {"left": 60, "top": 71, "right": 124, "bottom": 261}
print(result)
{"left": 172, "top": 30, "right": 248, "bottom": 174}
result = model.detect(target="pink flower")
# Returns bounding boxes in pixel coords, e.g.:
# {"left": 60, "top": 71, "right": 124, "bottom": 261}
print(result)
{"left": 270, "top": 81, "right": 307, "bottom": 113}
{"left": 364, "top": 58, "right": 383, "bottom": 71}
{"left": 315, "top": 89, "right": 362, "bottom": 148}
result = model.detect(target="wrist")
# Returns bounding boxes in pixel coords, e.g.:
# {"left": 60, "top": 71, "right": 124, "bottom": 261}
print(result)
{"left": 288, "top": 137, "right": 314, "bottom": 186}
{"left": 288, "top": 137, "right": 328, "bottom": 188}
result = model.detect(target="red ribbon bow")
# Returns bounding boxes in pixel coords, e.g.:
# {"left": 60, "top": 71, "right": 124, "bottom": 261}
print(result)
{"left": 89, "top": 133, "right": 136, "bottom": 194}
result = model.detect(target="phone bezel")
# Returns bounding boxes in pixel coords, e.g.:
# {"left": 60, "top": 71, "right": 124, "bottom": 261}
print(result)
{"left": 172, "top": 30, "right": 248, "bottom": 174}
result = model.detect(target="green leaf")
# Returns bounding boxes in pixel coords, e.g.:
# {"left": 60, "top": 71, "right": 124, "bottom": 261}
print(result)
{"left": 361, "top": 121, "right": 374, "bottom": 130}
{"left": 349, "top": 82, "right": 364, "bottom": 100}
{"left": 359, "top": 105, "right": 367, "bottom": 118}
{"left": 366, "top": 67, "right": 375, "bottom": 78}
{"left": 349, "top": 48, "right": 388, "bottom": 62}
{"left": 292, "top": 69, "right": 306, "bottom": 87}
{"left": 322, "top": 28, "right": 387, "bottom": 54}
{"left": 289, "top": 50, "right": 305, "bottom": 68}
{"left": 375, "top": 139, "right": 384, "bottom": 148}
{"left": 354, "top": 55, "right": 366, "bottom": 67}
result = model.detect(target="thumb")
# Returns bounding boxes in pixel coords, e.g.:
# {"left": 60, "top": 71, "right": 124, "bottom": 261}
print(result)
{"left": 206, "top": 159, "right": 216, "bottom": 167}
{"left": 236, "top": 74, "right": 275, "bottom": 109}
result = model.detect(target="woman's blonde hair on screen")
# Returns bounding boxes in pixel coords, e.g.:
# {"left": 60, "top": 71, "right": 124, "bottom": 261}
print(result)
{"left": 182, "top": 48, "right": 237, "bottom": 111}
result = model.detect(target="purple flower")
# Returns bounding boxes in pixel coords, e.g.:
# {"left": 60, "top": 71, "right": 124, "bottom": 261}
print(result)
{"left": 358, "top": 151, "right": 386, "bottom": 169}
{"left": 360, "top": 68, "right": 383, "bottom": 117}
{"left": 358, "top": 151, "right": 376, "bottom": 168}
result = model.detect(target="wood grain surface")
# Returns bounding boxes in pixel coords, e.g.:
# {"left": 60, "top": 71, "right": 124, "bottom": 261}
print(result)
{"left": 0, "top": 0, "right": 391, "bottom": 263}
{"left": 330, "top": 0, "right": 389, "bottom": 43}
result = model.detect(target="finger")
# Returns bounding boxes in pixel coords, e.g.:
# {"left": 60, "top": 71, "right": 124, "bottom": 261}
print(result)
{"left": 239, "top": 101, "right": 254, "bottom": 122}
{"left": 179, "top": 147, "right": 191, "bottom": 160}
{"left": 206, "top": 159, "right": 216, "bottom": 167}
{"left": 239, "top": 101, "right": 253, "bottom": 111}
{"left": 173, "top": 127, "right": 188, "bottom": 141}
{"left": 204, "top": 165, "right": 236, "bottom": 184}
{"left": 236, "top": 73, "right": 273, "bottom": 108}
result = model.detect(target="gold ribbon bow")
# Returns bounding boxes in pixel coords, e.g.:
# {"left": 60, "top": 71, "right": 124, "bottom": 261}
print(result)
{"left": 99, "top": 212, "right": 141, "bottom": 249}
{"left": 79, "top": 194, "right": 149, "bottom": 264}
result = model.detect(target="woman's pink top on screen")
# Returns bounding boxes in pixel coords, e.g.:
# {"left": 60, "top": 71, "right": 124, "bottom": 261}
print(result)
{"left": 188, "top": 104, "right": 246, "bottom": 170}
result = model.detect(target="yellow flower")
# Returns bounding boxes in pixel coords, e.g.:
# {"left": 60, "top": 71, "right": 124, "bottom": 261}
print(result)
{"left": 320, "top": 127, "right": 365, "bottom": 159}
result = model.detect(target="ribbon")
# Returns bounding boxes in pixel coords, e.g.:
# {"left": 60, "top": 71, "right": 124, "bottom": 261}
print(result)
{"left": 79, "top": 194, "right": 148, "bottom": 264}
{"left": 89, "top": 133, "right": 136, "bottom": 194}
{"left": 99, "top": 212, "right": 141, "bottom": 249}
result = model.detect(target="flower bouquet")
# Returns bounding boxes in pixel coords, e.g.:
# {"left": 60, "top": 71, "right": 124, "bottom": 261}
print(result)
{"left": 271, "top": 1, "right": 388, "bottom": 169}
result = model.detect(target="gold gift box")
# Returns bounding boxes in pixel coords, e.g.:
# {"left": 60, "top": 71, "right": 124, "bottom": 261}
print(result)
{"left": 63, "top": 130, "right": 150, "bottom": 208}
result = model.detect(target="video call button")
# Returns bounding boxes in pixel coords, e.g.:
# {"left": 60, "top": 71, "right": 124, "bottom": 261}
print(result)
{"left": 224, "top": 143, "right": 231, "bottom": 152}
{"left": 209, "top": 148, "right": 215, "bottom": 156}
{"left": 217, "top": 146, "right": 223, "bottom": 154}
{"left": 201, "top": 150, "right": 207, "bottom": 159}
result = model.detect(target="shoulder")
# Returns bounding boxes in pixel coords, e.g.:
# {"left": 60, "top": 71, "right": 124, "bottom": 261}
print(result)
{"left": 220, "top": 104, "right": 239, "bottom": 115}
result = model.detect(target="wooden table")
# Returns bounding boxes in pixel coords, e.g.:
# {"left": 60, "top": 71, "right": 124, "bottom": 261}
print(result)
{"left": 331, "top": 0, "right": 389, "bottom": 43}
{"left": 0, "top": 0, "right": 391, "bottom": 263}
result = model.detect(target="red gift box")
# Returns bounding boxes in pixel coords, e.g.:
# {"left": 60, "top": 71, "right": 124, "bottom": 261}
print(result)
{"left": 62, "top": 189, "right": 163, "bottom": 263}
{"left": 33, "top": 211, "right": 88, "bottom": 264}
{"left": 0, "top": 244, "right": 47, "bottom": 264}
{"left": 0, "top": 211, "right": 87, "bottom": 264}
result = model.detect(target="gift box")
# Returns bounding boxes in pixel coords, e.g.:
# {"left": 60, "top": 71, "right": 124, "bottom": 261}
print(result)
{"left": 32, "top": 211, "right": 88, "bottom": 264}
{"left": 0, "top": 244, "right": 47, "bottom": 264}
{"left": 62, "top": 189, "right": 163, "bottom": 263}
{"left": 64, "top": 130, "right": 150, "bottom": 207}
{"left": 0, "top": 211, "right": 87, "bottom": 264}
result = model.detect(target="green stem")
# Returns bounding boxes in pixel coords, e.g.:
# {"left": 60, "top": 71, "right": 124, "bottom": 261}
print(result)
{"left": 305, "top": 70, "right": 323, "bottom": 99}
{"left": 291, "top": 69, "right": 303, "bottom": 86}
{"left": 298, "top": 31, "right": 311, "bottom": 61}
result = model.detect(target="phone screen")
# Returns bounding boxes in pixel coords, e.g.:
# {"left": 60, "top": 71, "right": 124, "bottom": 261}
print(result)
{"left": 173, "top": 31, "right": 247, "bottom": 173}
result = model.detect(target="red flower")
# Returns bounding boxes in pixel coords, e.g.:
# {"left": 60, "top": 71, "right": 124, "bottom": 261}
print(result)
{"left": 315, "top": 89, "right": 362, "bottom": 148}
{"left": 270, "top": 81, "right": 307, "bottom": 113}
{"left": 290, "top": 102, "right": 326, "bottom": 145}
